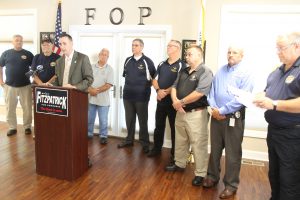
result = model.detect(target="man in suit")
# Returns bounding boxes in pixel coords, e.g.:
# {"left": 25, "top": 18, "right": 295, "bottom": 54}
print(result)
{"left": 53, "top": 33, "right": 93, "bottom": 91}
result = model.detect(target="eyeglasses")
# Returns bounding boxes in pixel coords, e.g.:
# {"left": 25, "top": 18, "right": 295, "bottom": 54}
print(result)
{"left": 276, "top": 43, "right": 294, "bottom": 52}
{"left": 132, "top": 44, "right": 140, "bottom": 47}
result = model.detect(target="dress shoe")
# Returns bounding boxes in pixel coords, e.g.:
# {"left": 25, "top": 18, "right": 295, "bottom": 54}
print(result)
{"left": 147, "top": 148, "right": 161, "bottom": 157}
{"left": 203, "top": 178, "right": 218, "bottom": 188}
{"left": 117, "top": 141, "right": 133, "bottom": 148}
{"left": 192, "top": 176, "right": 204, "bottom": 186}
{"left": 219, "top": 188, "right": 237, "bottom": 199}
{"left": 142, "top": 146, "right": 149, "bottom": 154}
{"left": 100, "top": 137, "right": 108, "bottom": 144}
{"left": 165, "top": 164, "right": 185, "bottom": 172}
{"left": 25, "top": 128, "right": 32, "bottom": 135}
{"left": 7, "top": 129, "right": 17, "bottom": 136}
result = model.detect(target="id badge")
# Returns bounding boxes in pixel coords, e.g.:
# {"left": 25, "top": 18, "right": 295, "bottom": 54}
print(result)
{"left": 229, "top": 117, "right": 235, "bottom": 127}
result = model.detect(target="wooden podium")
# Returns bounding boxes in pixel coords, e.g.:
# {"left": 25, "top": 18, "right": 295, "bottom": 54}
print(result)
{"left": 33, "top": 86, "right": 88, "bottom": 181}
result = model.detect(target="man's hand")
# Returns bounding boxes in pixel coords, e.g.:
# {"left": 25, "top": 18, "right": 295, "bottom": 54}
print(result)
{"left": 253, "top": 96, "right": 273, "bottom": 110}
{"left": 211, "top": 108, "right": 226, "bottom": 120}
{"left": 63, "top": 84, "right": 76, "bottom": 89}
{"left": 0, "top": 80, "right": 5, "bottom": 87}
{"left": 173, "top": 99, "right": 185, "bottom": 111}
{"left": 88, "top": 87, "right": 99, "bottom": 96}
{"left": 157, "top": 89, "right": 167, "bottom": 101}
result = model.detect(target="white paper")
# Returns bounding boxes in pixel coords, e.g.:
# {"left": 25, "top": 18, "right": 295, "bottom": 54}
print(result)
{"left": 227, "top": 85, "right": 256, "bottom": 108}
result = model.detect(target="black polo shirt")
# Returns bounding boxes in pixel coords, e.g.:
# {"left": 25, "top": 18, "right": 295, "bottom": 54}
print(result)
{"left": 31, "top": 53, "right": 60, "bottom": 82}
{"left": 0, "top": 49, "right": 33, "bottom": 87}
{"left": 123, "top": 54, "right": 156, "bottom": 102}
{"left": 265, "top": 56, "right": 300, "bottom": 127}
{"left": 173, "top": 63, "right": 213, "bottom": 111}
{"left": 155, "top": 59, "right": 186, "bottom": 105}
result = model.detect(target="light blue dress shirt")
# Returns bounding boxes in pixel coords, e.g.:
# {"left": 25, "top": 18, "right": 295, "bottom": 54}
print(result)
{"left": 208, "top": 62, "right": 254, "bottom": 115}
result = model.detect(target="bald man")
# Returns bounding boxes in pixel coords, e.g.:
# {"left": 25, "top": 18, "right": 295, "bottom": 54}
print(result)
{"left": 204, "top": 45, "right": 254, "bottom": 199}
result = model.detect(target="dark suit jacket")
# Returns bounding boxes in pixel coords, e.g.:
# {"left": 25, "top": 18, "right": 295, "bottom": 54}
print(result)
{"left": 53, "top": 51, "right": 93, "bottom": 91}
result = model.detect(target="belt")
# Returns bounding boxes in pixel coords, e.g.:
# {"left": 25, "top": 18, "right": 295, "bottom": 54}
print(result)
{"left": 185, "top": 107, "right": 206, "bottom": 112}
{"left": 269, "top": 124, "right": 300, "bottom": 130}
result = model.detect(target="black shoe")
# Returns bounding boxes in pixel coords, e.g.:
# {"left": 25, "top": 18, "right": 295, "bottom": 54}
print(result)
{"left": 117, "top": 141, "right": 133, "bottom": 148}
{"left": 192, "top": 176, "right": 204, "bottom": 186}
{"left": 88, "top": 157, "right": 92, "bottom": 168}
{"left": 147, "top": 149, "right": 161, "bottom": 157}
{"left": 142, "top": 146, "right": 149, "bottom": 154}
{"left": 25, "top": 128, "right": 32, "bottom": 135}
{"left": 7, "top": 129, "right": 17, "bottom": 136}
{"left": 100, "top": 137, "right": 108, "bottom": 144}
{"left": 165, "top": 164, "right": 185, "bottom": 172}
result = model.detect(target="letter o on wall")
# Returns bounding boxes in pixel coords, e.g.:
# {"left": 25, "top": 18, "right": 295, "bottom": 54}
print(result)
{"left": 110, "top": 7, "right": 124, "bottom": 25}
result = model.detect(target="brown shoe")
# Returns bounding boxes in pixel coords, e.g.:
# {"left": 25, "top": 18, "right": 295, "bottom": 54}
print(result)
{"left": 219, "top": 188, "right": 237, "bottom": 199}
{"left": 203, "top": 178, "right": 218, "bottom": 188}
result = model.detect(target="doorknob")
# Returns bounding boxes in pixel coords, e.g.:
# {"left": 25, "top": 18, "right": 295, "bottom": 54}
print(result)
{"left": 120, "top": 86, "right": 123, "bottom": 98}
{"left": 112, "top": 85, "right": 116, "bottom": 98}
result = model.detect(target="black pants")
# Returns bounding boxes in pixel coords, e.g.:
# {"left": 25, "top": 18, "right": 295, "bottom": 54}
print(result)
{"left": 123, "top": 99, "right": 149, "bottom": 147}
{"left": 207, "top": 116, "right": 244, "bottom": 190}
{"left": 153, "top": 102, "right": 176, "bottom": 156}
{"left": 267, "top": 126, "right": 300, "bottom": 200}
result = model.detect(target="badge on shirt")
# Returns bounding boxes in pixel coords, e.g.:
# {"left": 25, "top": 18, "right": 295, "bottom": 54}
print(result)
{"left": 50, "top": 62, "right": 56, "bottom": 67}
{"left": 171, "top": 66, "right": 177, "bottom": 73}
{"left": 285, "top": 75, "right": 295, "bottom": 84}
{"left": 189, "top": 75, "right": 197, "bottom": 81}
{"left": 138, "top": 64, "right": 144, "bottom": 70}
{"left": 21, "top": 55, "right": 27, "bottom": 59}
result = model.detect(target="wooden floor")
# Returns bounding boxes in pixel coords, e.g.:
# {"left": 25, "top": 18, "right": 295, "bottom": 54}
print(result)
{"left": 0, "top": 122, "right": 271, "bottom": 200}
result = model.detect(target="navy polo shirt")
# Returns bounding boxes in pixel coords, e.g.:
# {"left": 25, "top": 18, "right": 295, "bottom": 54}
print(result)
{"left": 0, "top": 49, "right": 33, "bottom": 87}
{"left": 265, "top": 56, "right": 300, "bottom": 127}
{"left": 31, "top": 53, "right": 60, "bottom": 82}
{"left": 123, "top": 54, "right": 156, "bottom": 102}
{"left": 173, "top": 63, "right": 213, "bottom": 111}
{"left": 155, "top": 59, "right": 186, "bottom": 105}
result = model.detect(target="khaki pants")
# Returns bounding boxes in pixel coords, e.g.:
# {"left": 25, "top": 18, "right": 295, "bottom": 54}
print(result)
{"left": 3, "top": 84, "right": 32, "bottom": 130}
{"left": 175, "top": 109, "right": 209, "bottom": 177}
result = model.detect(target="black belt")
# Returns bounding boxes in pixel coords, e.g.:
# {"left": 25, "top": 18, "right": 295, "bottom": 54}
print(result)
{"left": 185, "top": 107, "right": 206, "bottom": 112}
{"left": 269, "top": 124, "right": 300, "bottom": 130}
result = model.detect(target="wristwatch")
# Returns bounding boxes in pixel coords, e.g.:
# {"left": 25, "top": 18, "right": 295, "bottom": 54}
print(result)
{"left": 272, "top": 100, "right": 278, "bottom": 111}
{"left": 180, "top": 99, "right": 185, "bottom": 105}
{"left": 156, "top": 88, "right": 160, "bottom": 93}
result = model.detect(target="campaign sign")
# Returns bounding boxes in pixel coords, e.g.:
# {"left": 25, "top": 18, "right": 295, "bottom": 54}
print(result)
{"left": 35, "top": 87, "right": 68, "bottom": 117}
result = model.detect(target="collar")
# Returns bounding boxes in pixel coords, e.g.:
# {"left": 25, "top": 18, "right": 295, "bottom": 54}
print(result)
{"left": 186, "top": 63, "right": 204, "bottom": 72}
{"left": 226, "top": 61, "right": 242, "bottom": 72}
{"left": 65, "top": 50, "right": 75, "bottom": 61}
{"left": 279, "top": 56, "right": 300, "bottom": 73}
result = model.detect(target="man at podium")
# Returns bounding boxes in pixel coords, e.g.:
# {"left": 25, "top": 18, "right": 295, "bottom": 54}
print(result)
{"left": 53, "top": 33, "right": 93, "bottom": 91}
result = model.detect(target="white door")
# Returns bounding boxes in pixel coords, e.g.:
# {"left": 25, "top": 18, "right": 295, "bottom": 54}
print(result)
{"left": 70, "top": 25, "right": 171, "bottom": 138}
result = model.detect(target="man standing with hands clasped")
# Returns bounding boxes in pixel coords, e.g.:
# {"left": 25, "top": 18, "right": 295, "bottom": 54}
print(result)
{"left": 254, "top": 32, "right": 300, "bottom": 200}
{"left": 205, "top": 45, "right": 253, "bottom": 199}
{"left": 165, "top": 45, "right": 213, "bottom": 187}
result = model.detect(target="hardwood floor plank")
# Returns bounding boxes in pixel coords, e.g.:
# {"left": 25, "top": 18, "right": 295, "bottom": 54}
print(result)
{"left": 0, "top": 122, "right": 270, "bottom": 200}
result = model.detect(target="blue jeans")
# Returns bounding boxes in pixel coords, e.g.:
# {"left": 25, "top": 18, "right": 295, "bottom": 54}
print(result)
{"left": 88, "top": 104, "right": 110, "bottom": 138}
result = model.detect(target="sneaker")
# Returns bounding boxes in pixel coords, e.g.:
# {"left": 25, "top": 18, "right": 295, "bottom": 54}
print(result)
{"left": 25, "top": 128, "right": 32, "bottom": 135}
{"left": 100, "top": 137, "right": 108, "bottom": 144}
{"left": 7, "top": 129, "right": 17, "bottom": 136}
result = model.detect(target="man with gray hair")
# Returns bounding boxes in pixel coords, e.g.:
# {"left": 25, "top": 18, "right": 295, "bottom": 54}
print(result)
{"left": 254, "top": 32, "right": 300, "bottom": 200}
{"left": 0, "top": 35, "right": 34, "bottom": 136}
{"left": 204, "top": 45, "right": 253, "bottom": 199}
{"left": 88, "top": 48, "right": 114, "bottom": 144}
{"left": 117, "top": 38, "right": 156, "bottom": 153}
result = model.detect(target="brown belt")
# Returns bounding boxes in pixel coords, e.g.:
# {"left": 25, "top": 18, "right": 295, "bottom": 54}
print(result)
{"left": 185, "top": 107, "right": 206, "bottom": 112}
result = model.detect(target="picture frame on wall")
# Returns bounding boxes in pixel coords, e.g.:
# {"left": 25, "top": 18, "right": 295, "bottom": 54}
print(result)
{"left": 39, "top": 32, "right": 65, "bottom": 52}
{"left": 181, "top": 39, "right": 197, "bottom": 62}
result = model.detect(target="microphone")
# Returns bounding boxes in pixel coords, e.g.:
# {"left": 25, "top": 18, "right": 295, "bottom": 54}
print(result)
{"left": 25, "top": 65, "right": 44, "bottom": 78}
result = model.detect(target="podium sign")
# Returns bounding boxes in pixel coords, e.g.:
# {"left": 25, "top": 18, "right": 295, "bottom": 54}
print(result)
{"left": 35, "top": 87, "right": 68, "bottom": 117}
{"left": 34, "top": 86, "right": 88, "bottom": 181}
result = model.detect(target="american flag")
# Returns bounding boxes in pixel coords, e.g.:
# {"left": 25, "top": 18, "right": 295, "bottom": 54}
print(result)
{"left": 53, "top": 1, "right": 62, "bottom": 55}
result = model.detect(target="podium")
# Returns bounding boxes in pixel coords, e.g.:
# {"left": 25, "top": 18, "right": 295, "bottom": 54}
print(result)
{"left": 33, "top": 86, "right": 88, "bottom": 181}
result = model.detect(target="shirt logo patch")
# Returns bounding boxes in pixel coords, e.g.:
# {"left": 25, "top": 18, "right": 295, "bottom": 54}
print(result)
{"left": 138, "top": 64, "right": 144, "bottom": 70}
{"left": 171, "top": 66, "right": 177, "bottom": 73}
{"left": 50, "top": 62, "right": 56, "bottom": 67}
{"left": 21, "top": 55, "right": 27, "bottom": 59}
{"left": 285, "top": 75, "right": 295, "bottom": 84}
{"left": 190, "top": 75, "right": 197, "bottom": 81}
